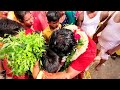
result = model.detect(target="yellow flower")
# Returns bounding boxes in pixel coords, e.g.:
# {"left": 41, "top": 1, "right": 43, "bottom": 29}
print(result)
{"left": 76, "top": 45, "right": 81, "bottom": 49}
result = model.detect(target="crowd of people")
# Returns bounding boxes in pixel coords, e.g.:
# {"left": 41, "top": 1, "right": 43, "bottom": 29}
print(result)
{"left": 0, "top": 11, "right": 120, "bottom": 79}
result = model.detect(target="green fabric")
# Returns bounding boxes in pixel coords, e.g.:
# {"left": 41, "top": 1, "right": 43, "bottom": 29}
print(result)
{"left": 65, "top": 11, "right": 76, "bottom": 24}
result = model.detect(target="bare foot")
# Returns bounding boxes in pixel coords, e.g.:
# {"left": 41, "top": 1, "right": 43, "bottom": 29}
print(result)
{"left": 95, "top": 64, "right": 102, "bottom": 71}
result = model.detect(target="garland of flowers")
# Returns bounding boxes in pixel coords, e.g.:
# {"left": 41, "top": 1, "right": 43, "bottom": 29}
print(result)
{"left": 60, "top": 25, "right": 89, "bottom": 71}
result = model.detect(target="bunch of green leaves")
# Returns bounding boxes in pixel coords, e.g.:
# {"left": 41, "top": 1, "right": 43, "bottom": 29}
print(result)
{"left": 0, "top": 31, "right": 46, "bottom": 76}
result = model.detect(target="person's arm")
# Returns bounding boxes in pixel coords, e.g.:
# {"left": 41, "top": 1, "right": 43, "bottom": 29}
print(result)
{"left": 100, "top": 11, "right": 109, "bottom": 22}
{"left": 32, "top": 61, "right": 40, "bottom": 79}
{"left": 41, "top": 66, "right": 80, "bottom": 79}
{"left": 106, "top": 44, "right": 120, "bottom": 55}
{"left": 93, "top": 11, "right": 109, "bottom": 42}
{"left": 94, "top": 11, "right": 109, "bottom": 36}
{"left": 76, "top": 12, "right": 84, "bottom": 27}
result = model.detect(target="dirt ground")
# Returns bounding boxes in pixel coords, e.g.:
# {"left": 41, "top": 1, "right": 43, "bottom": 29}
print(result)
{"left": 89, "top": 57, "right": 120, "bottom": 79}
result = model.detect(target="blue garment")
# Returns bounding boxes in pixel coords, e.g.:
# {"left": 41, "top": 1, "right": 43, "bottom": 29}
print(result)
{"left": 65, "top": 11, "right": 76, "bottom": 24}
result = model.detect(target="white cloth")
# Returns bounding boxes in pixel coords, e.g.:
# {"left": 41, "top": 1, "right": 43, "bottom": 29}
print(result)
{"left": 97, "top": 43, "right": 110, "bottom": 60}
{"left": 98, "top": 11, "right": 120, "bottom": 50}
{"left": 81, "top": 11, "right": 101, "bottom": 38}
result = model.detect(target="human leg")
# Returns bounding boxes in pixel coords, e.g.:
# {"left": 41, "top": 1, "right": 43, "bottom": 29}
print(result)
{"left": 95, "top": 59, "right": 107, "bottom": 71}
{"left": 95, "top": 46, "right": 109, "bottom": 71}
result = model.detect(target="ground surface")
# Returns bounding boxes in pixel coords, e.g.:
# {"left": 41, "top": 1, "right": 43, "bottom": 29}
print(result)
{"left": 89, "top": 57, "right": 120, "bottom": 79}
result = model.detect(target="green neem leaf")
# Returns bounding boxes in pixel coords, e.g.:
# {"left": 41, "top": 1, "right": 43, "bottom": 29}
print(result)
{"left": 0, "top": 31, "right": 46, "bottom": 76}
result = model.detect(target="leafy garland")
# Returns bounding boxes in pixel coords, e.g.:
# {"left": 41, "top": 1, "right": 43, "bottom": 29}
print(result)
{"left": 60, "top": 39, "right": 84, "bottom": 71}
{"left": 0, "top": 30, "right": 46, "bottom": 76}
{"left": 59, "top": 25, "right": 89, "bottom": 71}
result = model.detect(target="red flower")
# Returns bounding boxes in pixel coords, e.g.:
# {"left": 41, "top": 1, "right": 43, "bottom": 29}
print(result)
{"left": 25, "top": 28, "right": 33, "bottom": 35}
{"left": 74, "top": 30, "right": 81, "bottom": 41}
